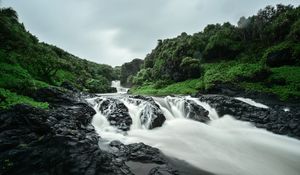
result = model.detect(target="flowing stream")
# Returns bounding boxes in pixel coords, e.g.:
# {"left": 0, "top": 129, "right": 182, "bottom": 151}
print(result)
{"left": 87, "top": 83, "right": 300, "bottom": 175}
{"left": 111, "top": 80, "right": 129, "bottom": 94}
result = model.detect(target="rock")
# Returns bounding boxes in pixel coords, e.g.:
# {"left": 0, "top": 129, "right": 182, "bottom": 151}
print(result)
{"left": 196, "top": 94, "right": 300, "bottom": 139}
{"left": 110, "top": 141, "right": 165, "bottom": 164}
{"left": 185, "top": 100, "right": 209, "bottom": 123}
{"left": 130, "top": 95, "right": 166, "bottom": 129}
{"left": 0, "top": 88, "right": 213, "bottom": 175}
{"left": 31, "top": 87, "right": 80, "bottom": 106}
{"left": 0, "top": 104, "right": 130, "bottom": 175}
{"left": 99, "top": 98, "right": 132, "bottom": 131}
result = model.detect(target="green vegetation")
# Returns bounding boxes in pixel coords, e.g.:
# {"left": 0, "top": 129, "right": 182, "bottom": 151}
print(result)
{"left": 120, "top": 59, "right": 144, "bottom": 87}
{"left": 0, "top": 7, "right": 118, "bottom": 109}
{"left": 242, "top": 66, "right": 300, "bottom": 100}
{"left": 130, "top": 78, "right": 202, "bottom": 96}
{"left": 0, "top": 88, "right": 48, "bottom": 109}
{"left": 129, "top": 4, "right": 300, "bottom": 101}
{"left": 132, "top": 62, "right": 300, "bottom": 100}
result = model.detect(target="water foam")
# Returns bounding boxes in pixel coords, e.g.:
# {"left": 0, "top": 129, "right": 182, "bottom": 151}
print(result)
{"left": 89, "top": 95, "right": 300, "bottom": 175}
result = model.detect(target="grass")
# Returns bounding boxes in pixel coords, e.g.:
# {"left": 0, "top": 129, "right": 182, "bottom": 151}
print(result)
{"left": 241, "top": 66, "right": 300, "bottom": 100}
{"left": 54, "top": 70, "right": 76, "bottom": 85}
{"left": 130, "top": 78, "right": 203, "bottom": 96}
{"left": 0, "top": 62, "right": 49, "bottom": 93}
{"left": 202, "top": 61, "right": 264, "bottom": 88}
{"left": 131, "top": 61, "right": 300, "bottom": 101}
{"left": 0, "top": 61, "right": 50, "bottom": 109}
{"left": 0, "top": 88, "right": 48, "bottom": 109}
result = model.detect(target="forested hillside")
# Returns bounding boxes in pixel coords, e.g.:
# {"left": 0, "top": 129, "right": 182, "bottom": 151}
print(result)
{"left": 120, "top": 58, "right": 144, "bottom": 87}
{"left": 0, "top": 8, "right": 117, "bottom": 109}
{"left": 130, "top": 4, "right": 300, "bottom": 101}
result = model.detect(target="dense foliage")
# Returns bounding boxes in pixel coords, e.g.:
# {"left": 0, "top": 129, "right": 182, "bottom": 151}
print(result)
{"left": 120, "top": 58, "right": 144, "bottom": 87}
{"left": 130, "top": 4, "right": 300, "bottom": 101}
{"left": 0, "top": 7, "right": 117, "bottom": 108}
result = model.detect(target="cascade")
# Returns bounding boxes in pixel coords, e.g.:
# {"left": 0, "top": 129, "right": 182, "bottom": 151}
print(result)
{"left": 88, "top": 94, "right": 300, "bottom": 175}
{"left": 111, "top": 80, "right": 129, "bottom": 93}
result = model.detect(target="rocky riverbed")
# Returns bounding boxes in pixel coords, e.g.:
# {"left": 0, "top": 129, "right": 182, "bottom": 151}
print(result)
{"left": 0, "top": 86, "right": 299, "bottom": 175}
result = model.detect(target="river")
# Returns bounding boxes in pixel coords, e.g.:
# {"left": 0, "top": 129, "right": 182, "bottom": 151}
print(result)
{"left": 86, "top": 81, "right": 300, "bottom": 175}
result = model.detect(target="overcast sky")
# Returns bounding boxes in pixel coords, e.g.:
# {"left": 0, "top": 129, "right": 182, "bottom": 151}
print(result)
{"left": 2, "top": 0, "right": 300, "bottom": 66}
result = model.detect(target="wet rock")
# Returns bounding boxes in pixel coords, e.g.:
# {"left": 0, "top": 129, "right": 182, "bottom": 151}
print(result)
{"left": 185, "top": 100, "right": 209, "bottom": 123}
{"left": 197, "top": 94, "right": 300, "bottom": 139}
{"left": 0, "top": 104, "right": 130, "bottom": 175}
{"left": 99, "top": 98, "right": 132, "bottom": 131}
{"left": 110, "top": 141, "right": 165, "bottom": 164}
{"left": 130, "top": 95, "right": 166, "bottom": 129}
{"left": 148, "top": 166, "right": 181, "bottom": 175}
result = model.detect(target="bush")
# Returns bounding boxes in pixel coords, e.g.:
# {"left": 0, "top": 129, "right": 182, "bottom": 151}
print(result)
{"left": 132, "top": 68, "right": 153, "bottom": 86}
{"left": 85, "top": 76, "right": 115, "bottom": 93}
{"left": 263, "top": 42, "right": 299, "bottom": 67}
{"left": 0, "top": 63, "right": 36, "bottom": 94}
{"left": 0, "top": 88, "right": 48, "bottom": 109}
{"left": 180, "top": 57, "right": 202, "bottom": 79}
{"left": 153, "top": 79, "right": 173, "bottom": 89}
{"left": 202, "top": 61, "right": 266, "bottom": 88}
{"left": 288, "top": 18, "right": 300, "bottom": 41}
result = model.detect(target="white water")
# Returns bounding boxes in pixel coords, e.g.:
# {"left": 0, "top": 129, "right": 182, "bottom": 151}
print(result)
{"left": 111, "top": 80, "right": 129, "bottom": 94}
{"left": 88, "top": 95, "right": 300, "bottom": 175}
{"left": 234, "top": 97, "right": 269, "bottom": 109}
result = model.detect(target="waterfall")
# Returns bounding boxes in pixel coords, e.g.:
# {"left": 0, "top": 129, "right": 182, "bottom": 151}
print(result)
{"left": 88, "top": 95, "right": 300, "bottom": 175}
{"left": 111, "top": 80, "right": 129, "bottom": 93}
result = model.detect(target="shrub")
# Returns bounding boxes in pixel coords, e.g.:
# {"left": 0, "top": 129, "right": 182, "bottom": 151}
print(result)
{"left": 0, "top": 88, "right": 48, "bottom": 109}
{"left": 85, "top": 76, "right": 115, "bottom": 93}
{"left": 180, "top": 57, "right": 202, "bottom": 79}
{"left": 263, "top": 42, "right": 299, "bottom": 67}
{"left": 133, "top": 68, "right": 153, "bottom": 86}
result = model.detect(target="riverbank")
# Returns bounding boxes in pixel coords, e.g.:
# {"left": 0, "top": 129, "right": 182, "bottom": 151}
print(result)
{"left": 0, "top": 86, "right": 213, "bottom": 175}
{"left": 1, "top": 84, "right": 300, "bottom": 174}
{"left": 129, "top": 63, "right": 300, "bottom": 102}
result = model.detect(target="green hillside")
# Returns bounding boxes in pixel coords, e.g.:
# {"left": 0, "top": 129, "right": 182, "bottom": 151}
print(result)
{"left": 0, "top": 8, "right": 117, "bottom": 109}
{"left": 130, "top": 4, "right": 300, "bottom": 101}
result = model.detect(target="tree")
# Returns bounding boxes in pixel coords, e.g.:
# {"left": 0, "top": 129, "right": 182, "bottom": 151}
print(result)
{"left": 0, "top": 7, "right": 18, "bottom": 20}
{"left": 120, "top": 58, "right": 144, "bottom": 87}
{"left": 203, "top": 23, "right": 241, "bottom": 61}
{"left": 132, "top": 68, "right": 153, "bottom": 85}
{"left": 180, "top": 57, "right": 202, "bottom": 79}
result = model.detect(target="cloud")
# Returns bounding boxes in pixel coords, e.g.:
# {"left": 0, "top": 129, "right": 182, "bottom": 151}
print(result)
{"left": 2, "top": 0, "right": 300, "bottom": 66}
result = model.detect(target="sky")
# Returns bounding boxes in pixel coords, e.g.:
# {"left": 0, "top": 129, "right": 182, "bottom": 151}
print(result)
{"left": 2, "top": 0, "right": 300, "bottom": 66}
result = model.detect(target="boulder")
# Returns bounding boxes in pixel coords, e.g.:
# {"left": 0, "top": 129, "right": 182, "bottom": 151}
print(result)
{"left": 130, "top": 95, "right": 166, "bottom": 129}
{"left": 185, "top": 100, "right": 210, "bottom": 123}
{"left": 31, "top": 87, "right": 80, "bottom": 106}
{"left": 0, "top": 104, "right": 130, "bottom": 175}
{"left": 99, "top": 98, "right": 132, "bottom": 131}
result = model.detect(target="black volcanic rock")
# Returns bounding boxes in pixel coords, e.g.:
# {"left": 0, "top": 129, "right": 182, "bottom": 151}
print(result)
{"left": 0, "top": 103, "right": 131, "bottom": 175}
{"left": 2, "top": 88, "right": 207, "bottom": 175}
{"left": 130, "top": 95, "right": 166, "bottom": 129}
{"left": 197, "top": 94, "right": 300, "bottom": 139}
{"left": 185, "top": 100, "right": 210, "bottom": 123}
{"left": 98, "top": 98, "right": 132, "bottom": 131}
{"left": 30, "top": 87, "right": 80, "bottom": 106}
